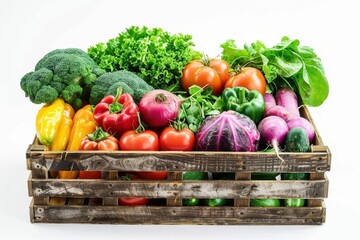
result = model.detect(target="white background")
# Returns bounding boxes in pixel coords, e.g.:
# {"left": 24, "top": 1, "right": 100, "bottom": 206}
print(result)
{"left": 0, "top": 0, "right": 357, "bottom": 239}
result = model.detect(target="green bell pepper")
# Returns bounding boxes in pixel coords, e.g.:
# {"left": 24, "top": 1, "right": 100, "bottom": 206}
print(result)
{"left": 221, "top": 87, "right": 265, "bottom": 124}
{"left": 281, "top": 173, "right": 308, "bottom": 207}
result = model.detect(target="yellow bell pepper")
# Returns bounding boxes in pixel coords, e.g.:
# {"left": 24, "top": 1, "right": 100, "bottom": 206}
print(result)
{"left": 36, "top": 98, "right": 65, "bottom": 145}
{"left": 48, "top": 103, "right": 75, "bottom": 178}
{"left": 49, "top": 103, "right": 75, "bottom": 151}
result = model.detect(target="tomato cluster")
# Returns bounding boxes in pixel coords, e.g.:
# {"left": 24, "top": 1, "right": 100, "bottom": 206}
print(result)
{"left": 181, "top": 58, "right": 267, "bottom": 96}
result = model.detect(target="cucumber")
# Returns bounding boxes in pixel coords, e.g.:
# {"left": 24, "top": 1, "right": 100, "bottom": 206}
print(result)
{"left": 203, "top": 198, "right": 229, "bottom": 207}
{"left": 183, "top": 171, "right": 208, "bottom": 180}
{"left": 284, "top": 198, "right": 305, "bottom": 207}
{"left": 182, "top": 171, "right": 208, "bottom": 206}
{"left": 284, "top": 127, "right": 310, "bottom": 152}
{"left": 281, "top": 173, "right": 308, "bottom": 207}
{"left": 281, "top": 173, "right": 308, "bottom": 180}
{"left": 183, "top": 198, "right": 200, "bottom": 206}
{"left": 250, "top": 198, "right": 281, "bottom": 207}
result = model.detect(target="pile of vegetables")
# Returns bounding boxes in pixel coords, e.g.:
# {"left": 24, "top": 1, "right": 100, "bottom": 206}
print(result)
{"left": 21, "top": 26, "right": 329, "bottom": 207}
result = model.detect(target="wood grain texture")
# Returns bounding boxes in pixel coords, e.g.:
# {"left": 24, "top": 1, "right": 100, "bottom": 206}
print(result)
{"left": 27, "top": 150, "right": 331, "bottom": 173}
{"left": 30, "top": 202, "right": 326, "bottom": 225}
{"left": 166, "top": 172, "right": 183, "bottom": 206}
{"left": 29, "top": 177, "right": 328, "bottom": 199}
{"left": 235, "top": 172, "right": 251, "bottom": 207}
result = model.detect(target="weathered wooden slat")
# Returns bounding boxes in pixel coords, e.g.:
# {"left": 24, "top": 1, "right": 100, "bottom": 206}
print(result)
{"left": 102, "top": 170, "right": 119, "bottom": 206}
{"left": 166, "top": 172, "right": 183, "bottom": 206}
{"left": 30, "top": 178, "right": 328, "bottom": 199}
{"left": 27, "top": 150, "right": 331, "bottom": 173}
{"left": 28, "top": 170, "right": 49, "bottom": 204}
{"left": 30, "top": 203, "right": 325, "bottom": 225}
{"left": 235, "top": 172, "right": 251, "bottom": 207}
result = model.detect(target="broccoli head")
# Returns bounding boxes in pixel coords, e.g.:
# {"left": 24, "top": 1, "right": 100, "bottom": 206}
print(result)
{"left": 89, "top": 70, "right": 154, "bottom": 105}
{"left": 20, "top": 48, "right": 105, "bottom": 109}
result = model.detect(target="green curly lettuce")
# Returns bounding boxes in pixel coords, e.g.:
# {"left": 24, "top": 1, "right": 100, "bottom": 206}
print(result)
{"left": 88, "top": 26, "right": 202, "bottom": 89}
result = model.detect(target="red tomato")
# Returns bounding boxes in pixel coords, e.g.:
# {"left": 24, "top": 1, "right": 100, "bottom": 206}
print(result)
{"left": 79, "top": 130, "right": 119, "bottom": 180}
{"left": 159, "top": 126, "right": 195, "bottom": 151}
{"left": 119, "top": 130, "right": 159, "bottom": 151}
{"left": 210, "top": 58, "right": 230, "bottom": 88}
{"left": 120, "top": 129, "right": 166, "bottom": 179}
{"left": 80, "top": 135, "right": 119, "bottom": 151}
{"left": 135, "top": 171, "right": 168, "bottom": 180}
{"left": 181, "top": 59, "right": 224, "bottom": 95}
{"left": 118, "top": 173, "right": 149, "bottom": 206}
{"left": 79, "top": 171, "right": 102, "bottom": 179}
{"left": 118, "top": 197, "right": 149, "bottom": 206}
{"left": 225, "top": 67, "right": 267, "bottom": 95}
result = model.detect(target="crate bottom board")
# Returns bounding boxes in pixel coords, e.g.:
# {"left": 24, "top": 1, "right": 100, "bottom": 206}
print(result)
{"left": 30, "top": 199, "right": 326, "bottom": 225}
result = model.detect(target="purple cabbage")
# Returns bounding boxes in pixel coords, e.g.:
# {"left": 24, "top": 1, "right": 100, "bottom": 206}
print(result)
{"left": 196, "top": 110, "right": 260, "bottom": 152}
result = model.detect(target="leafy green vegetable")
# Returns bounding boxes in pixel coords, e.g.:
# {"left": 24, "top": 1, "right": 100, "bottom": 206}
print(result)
{"left": 177, "top": 86, "right": 222, "bottom": 133}
{"left": 220, "top": 37, "right": 329, "bottom": 107}
{"left": 88, "top": 26, "right": 202, "bottom": 89}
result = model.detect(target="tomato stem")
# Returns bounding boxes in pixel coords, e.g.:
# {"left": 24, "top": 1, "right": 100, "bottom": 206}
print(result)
{"left": 86, "top": 127, "right": 109, "bottom": 142}
{"left": 134, "top": 112, "right": 145, "bottom": 134}
{"left": 231, "top": 56, "right": 263, "bottom": 73}
{"left": 201, "top": 54, "right": 211, "bottom": 66}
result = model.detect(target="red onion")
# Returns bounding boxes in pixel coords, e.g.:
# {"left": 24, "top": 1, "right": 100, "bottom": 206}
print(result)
{"left": 139, "top": 89, "right": 181, "bottom": 128}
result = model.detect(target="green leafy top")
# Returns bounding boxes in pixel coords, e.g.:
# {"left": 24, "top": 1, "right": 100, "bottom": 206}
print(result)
{"left": 220, "top": 37, "right": 329, "bottom": 107}
{"left": 177, "top": 85, "right": 223, "bottom": 133}
{"left": 88, "top": 26, "right": 202, "bottom": 89}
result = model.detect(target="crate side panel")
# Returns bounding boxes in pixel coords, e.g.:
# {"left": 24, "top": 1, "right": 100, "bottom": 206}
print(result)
{"left": 31, "top": 205, "right": 325, "bottom": 225}
{"left": 29, "top": 179, "right": 328, "bottom": 199}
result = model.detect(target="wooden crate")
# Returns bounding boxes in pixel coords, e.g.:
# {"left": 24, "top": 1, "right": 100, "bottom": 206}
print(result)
{"left": 26, "top": 107, "right": 331, "bottom": 225}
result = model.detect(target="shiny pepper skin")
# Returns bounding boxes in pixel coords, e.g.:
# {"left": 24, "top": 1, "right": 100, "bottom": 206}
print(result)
{"left": 36, "top": 98, "right": 65, "bottom": 145}
{"left": 93, "top": 88, "right": 139, "bottom": 137}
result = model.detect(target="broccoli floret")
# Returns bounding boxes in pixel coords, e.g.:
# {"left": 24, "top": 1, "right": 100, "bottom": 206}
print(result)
{"left": 20, "top": 68, "right": 58, "bottom": 103}
{"left": 89, "top": 70, "right": 154, "bottom": 104}
{"left": 105, "top": 82, "right": 134, "bottom": 97}
{"left": 20, "top": 48, "right": 105, "bottom": 109}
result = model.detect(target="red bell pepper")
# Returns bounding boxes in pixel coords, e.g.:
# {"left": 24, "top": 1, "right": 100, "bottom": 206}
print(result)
{"left": 93, "top": 88, "right": 139, "bottom": 137}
